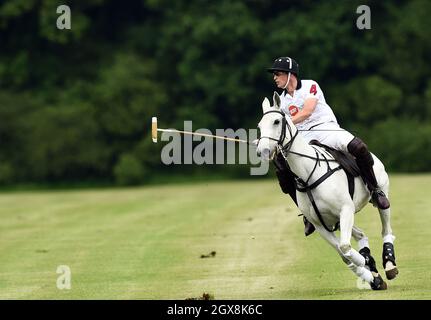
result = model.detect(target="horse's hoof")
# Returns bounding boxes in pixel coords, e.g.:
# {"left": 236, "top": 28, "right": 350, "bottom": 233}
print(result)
{"left": 385, "top": 264, "right": 399, "bottom": 280}
{"left": 370, "top": 274, "right": 387, "bottom": 290}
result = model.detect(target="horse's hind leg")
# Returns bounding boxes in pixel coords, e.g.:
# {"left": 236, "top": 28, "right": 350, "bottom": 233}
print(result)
{"left": 352, "top": 225, "right": 369, "bottom": 251}
{"left": 378, "top": 207, "right": 399, "bottom": 280}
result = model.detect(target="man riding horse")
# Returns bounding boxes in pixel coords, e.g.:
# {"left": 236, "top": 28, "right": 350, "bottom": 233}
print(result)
{"left": 267, "top": 57, "right": 390, "bottom": 236}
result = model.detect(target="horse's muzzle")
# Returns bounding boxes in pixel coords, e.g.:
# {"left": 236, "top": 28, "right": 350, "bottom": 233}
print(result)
{"left": 257, "top": 148, "right": 271, "bottom": 161}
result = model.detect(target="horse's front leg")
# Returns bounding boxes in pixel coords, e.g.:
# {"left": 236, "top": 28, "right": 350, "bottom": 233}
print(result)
{"left": 337, "top": 206, "right": 387, "bottom": 289}
{"left": 337, "top": 205, "right": 381, "bottom": 285}
{"left": 315, "top": 225, "right": 374, "bottom": 285}
{"left": 338, "top": 204, "right": 355, "bottom": 257}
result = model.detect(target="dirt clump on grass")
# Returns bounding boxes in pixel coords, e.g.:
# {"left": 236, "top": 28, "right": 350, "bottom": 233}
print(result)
{"left": 200, "top": 251, "right": 216, "bottom": 258}
{"left": 185, "top": 292, "right": 214, "bottom": 300}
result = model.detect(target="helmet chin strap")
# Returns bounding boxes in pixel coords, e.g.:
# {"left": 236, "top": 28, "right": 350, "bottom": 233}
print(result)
{"left": 283, "top": 72, "right": 291, "bottom": 90}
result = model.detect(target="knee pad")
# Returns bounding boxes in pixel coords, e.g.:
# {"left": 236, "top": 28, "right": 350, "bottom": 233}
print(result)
{"left": 347, "top": 137, "right": 368, "bottom": 157}
{"left": 347, "top": 137, "right": 373, "bottom": 166}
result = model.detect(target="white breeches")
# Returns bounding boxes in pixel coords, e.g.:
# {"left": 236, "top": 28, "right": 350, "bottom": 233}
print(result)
{"left": 300, "top": 122, "right": 355, "bottom": 152}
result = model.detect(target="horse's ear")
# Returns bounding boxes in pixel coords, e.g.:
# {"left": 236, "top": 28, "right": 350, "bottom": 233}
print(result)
{"left": 273, "top": 91, "right": 281, "bottom": 109}
{"left": 262, "top": 97, "right": 271, "bottom": 113}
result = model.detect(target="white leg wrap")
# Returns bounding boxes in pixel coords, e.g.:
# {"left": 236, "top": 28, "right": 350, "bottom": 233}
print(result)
{"left": 348, "top": 263, "right": 374, "bottom": 283}
{"left": 343, "top": 248, "right": 365, "bottom": 267}
{"left": 383, "top": 234, "right": 395, "bottom": 244}
{"left": 358, "top": 237, "right": 369, "bottom": 251}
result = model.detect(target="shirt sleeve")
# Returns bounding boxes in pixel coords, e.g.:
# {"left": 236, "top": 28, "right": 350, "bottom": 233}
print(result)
{"left": 304, "top": 80, "right": 322, "bottom": 100}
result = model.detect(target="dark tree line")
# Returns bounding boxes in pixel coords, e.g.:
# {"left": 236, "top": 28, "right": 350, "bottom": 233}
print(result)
{"left": 0, "top": 0, "right": 430, "bottom": 186}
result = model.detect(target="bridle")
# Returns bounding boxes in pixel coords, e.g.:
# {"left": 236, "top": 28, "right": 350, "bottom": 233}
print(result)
{"left": 258, "top": 109, "right": 340, "bottom": 162}
{"left": 258, "top": 110, "right": 298, "bottom": 155}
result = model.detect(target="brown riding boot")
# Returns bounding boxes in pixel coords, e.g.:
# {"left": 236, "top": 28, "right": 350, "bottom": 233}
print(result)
{"left": 348, "top": 137, "right": 390, "bottom": 210}
{"left": 356, "top": 155, "right": 390, "bottom": 209}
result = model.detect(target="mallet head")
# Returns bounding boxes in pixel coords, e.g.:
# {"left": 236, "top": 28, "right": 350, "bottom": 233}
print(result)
{"left": 152, "top": 117, "right": 158, "bottom": 143}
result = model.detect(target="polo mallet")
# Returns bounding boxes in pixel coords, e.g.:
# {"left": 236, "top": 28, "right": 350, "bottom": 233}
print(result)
{"left": 152, "top": 117, "right": 252, "bottom": 144}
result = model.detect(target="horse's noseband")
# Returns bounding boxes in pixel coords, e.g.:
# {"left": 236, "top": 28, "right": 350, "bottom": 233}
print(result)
{"left": 258, "top": 110, "right": 298, "bottom": 153}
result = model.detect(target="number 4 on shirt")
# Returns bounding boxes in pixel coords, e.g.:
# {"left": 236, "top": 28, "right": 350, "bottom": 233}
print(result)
{"left": 310, "top": 84, "right": 317, "bottom": 95}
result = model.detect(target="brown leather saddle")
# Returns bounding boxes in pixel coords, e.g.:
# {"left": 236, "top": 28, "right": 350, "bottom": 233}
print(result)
{"left": 309, "top": 139, "right": 362, "bottom": 199}
{"left": 309, "top": 140, "right": 360, "bottom": 177}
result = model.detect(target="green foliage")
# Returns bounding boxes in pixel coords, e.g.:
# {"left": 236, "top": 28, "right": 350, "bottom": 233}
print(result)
{"left": 38, "top": 0, "right": 91, "bottom": 44}
{"left": 0, "top": 0, "right": 430, "bottom": 187}
{"left": 0, "top": 162, "right": 14, "bottom": 185}
{"left": 367, "top": 119, "right": 431, "bottom": 172}
{"left": 425, "top": 81, "right": 431, "bottom": 120}
{"left": 329, "top": 76, "right": 402, "bottom": 127}
{"left": 114, "top": 153, "right": 146, "bottom": 185}
{"left": 21, "top": 103, "right": 109, "bottom": 181}
{"left": 92, "top": 53, "right": 164, "bottom": 138}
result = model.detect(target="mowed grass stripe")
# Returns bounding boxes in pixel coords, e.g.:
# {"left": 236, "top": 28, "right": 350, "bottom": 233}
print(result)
{"left": 0, "top": 181, "right": 296, "bottom": 299}
{"left": 0, "top": 174, "right": 430, "bottom": 299}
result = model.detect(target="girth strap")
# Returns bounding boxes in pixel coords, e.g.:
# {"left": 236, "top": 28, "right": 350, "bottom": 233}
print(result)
{"left": 296, "top": 166, "right": 342, "bottom": 233}
{"left": 305, "top": 189, "right": 339, "bottom": 233}
{"left": 296, "top": 166, "right": 342, "bottom": 192}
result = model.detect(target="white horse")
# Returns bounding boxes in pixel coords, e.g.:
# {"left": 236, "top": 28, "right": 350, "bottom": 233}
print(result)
{"left": 256, "top": 92, "right": 398, "bottom": 290}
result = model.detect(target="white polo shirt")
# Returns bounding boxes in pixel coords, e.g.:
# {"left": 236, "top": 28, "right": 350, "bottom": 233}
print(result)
{"left": 279, "top": 79, "right": 355, "bottom": 151}
{"left": 279, "top": 79, "right": 338, "bottom": 131}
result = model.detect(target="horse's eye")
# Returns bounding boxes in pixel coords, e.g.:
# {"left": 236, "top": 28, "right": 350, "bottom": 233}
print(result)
{"left": 274, "top": 119, "right": 280, "bottom": 125}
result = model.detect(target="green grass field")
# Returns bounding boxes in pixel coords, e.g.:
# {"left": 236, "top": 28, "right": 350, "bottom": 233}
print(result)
{"left": 0, "top": 174, "right": 430, "bottom": 299}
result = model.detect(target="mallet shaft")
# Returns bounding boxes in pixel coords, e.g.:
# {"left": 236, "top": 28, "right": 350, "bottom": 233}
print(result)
{"left": 157, "top": 128, "right": 248, "bottom": 144}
